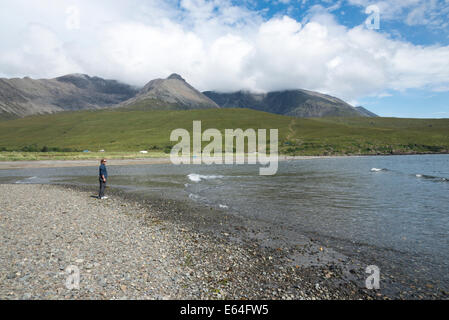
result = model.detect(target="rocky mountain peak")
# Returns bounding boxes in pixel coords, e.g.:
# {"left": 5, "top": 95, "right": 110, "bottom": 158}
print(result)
{"left": 167, "top": 73, "right": 185, "bottom": 81}
{"left": 119, "top": 73, "right": 218, "bottom": 110}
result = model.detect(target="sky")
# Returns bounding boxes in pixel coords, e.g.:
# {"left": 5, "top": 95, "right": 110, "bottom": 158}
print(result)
{"left": 0, "top": 0, "right": 449, "bottom": 118}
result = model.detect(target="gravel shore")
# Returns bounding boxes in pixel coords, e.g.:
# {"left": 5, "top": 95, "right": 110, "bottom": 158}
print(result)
{"left": 0, "top": 184, "right": 376, "bottom": 300}
{"left": 0, "top": 155, "right": 340, "bottom": 170}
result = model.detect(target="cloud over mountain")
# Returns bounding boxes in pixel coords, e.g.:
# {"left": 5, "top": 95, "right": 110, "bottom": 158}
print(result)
{"left": 1, "top": 0, "right": 449, "bottom": 105}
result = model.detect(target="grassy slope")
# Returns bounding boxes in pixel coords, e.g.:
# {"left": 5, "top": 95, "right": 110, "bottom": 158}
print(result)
{"left": 0, "top": 108, "right": 290, "bottom": 153}
{"left": 0, "top": 108, "right": 448, "bottom": 158}
{"left": 287, "top": 117, "right": 449, "bottom": 155}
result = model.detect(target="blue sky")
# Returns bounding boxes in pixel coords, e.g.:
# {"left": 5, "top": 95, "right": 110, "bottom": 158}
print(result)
{"left": 236, "top": 0, "right": 449, "bottom": 118}
{"left": 247, "top": 0, "right": 449, "bottom": 45}
{"left": 0, "top": 0, "right": 448, "bottom": 118}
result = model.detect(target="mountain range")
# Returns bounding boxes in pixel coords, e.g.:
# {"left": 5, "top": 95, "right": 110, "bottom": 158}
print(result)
{"left": 0, "top": 74, "right": 137, "bottom": 118}
{"left": 202, "top": 90, "right": 371, "bottom": 117}
{"left": 0, "top": 73, "right": 377, "bottom": 119}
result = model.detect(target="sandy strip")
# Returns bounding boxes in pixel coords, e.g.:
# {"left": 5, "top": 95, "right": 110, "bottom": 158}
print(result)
{"left": 0, "top": 155, "right": 340, "bottom": 170}
{"left": 0, "top": 158, "right": 172, "bottom": 169}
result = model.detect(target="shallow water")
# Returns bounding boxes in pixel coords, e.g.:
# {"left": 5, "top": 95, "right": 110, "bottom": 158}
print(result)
{"left": 1, "top": 154, "right": 448, "bottom": 293}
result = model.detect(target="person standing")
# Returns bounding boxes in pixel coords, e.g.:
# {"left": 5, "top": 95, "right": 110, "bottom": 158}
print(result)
{"left": 99, "top": 159, "right": 108, "bottom": 199}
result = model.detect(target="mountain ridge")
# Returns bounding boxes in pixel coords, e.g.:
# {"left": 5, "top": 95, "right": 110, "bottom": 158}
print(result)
{"left": 0, "top": 73, "right": 377, "bottom": 119}
{"left": 203, "top": 89, "right": 375, "bottom": 118}
{"left": 117, "top": 73, "right": 219, "bottom": 110}
{"left": 0, "top": 74, "right": 138, "bottom": 118}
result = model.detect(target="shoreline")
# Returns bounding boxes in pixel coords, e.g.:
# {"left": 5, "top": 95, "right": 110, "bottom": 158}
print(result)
{"left": 0, "top": 155, "right": 337, "bottom": 169}
{"left": 1, "top": 153, "right": 446, "bottom": 170}
{"left": 0, "top": 183, "right": 378, "bottom": 300}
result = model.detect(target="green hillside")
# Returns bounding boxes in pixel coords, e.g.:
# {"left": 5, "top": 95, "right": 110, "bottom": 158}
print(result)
{"left": 0, "top": 108, "right": 448, "bottom": 159}
{"left": 288, "top": 117, "right": 449, "bottom": 155}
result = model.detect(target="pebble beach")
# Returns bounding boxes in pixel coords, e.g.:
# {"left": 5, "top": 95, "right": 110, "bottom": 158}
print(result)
{"left": 0, "top": 183, "right": 377, "bottom": 300}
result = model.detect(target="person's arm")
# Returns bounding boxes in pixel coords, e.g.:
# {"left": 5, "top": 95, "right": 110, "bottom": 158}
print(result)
{"left": 101, "top": 174, "right": 106, "bottom": 182}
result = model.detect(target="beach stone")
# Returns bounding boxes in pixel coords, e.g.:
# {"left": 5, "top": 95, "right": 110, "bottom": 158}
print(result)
{"left": 0, "top": 184, "right": 379, "bottom": 300}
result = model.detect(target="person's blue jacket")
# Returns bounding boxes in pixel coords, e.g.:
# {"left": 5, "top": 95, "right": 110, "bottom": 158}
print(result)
{"left": 99, "top": 164, "right": 108, "bottom": 179}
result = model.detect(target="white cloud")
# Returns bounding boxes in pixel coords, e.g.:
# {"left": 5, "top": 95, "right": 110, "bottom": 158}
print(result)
{"left": 0, "top": 23, "right": 81, "bottom": 77}
{"left": 347, "top": 0, "right": 449, "bottom": 28}
{"left": 0, "top": 0, "right": 449, "bottom": 104}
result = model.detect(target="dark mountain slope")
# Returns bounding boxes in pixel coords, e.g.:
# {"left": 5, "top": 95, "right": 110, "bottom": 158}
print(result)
{"left": 355, "top": 106, "right": 378, "bottom": 117}
{"left": 203, "top": 89, "right": 373, "bottom": 117}
{"left": 0, "top": 74, "right": 138, "bottom": 118}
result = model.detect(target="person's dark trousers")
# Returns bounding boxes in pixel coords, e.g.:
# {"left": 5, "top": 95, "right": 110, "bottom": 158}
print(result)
{"left": 99, "top": 179, "right": 106, "bottom": 198}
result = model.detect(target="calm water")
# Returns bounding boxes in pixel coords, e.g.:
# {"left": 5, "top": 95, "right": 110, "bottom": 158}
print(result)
{"left": 1, "top": 154, "right": 449, "bottom": 290}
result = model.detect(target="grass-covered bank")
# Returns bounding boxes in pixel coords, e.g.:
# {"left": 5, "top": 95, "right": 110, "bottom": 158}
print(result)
{"left": 0, "top": 108, "right": 448, "bottom": 159}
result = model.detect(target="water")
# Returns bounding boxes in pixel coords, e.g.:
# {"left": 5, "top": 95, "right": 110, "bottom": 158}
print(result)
{"left": 1, "top": 154, "right": 448, "bottom": 292}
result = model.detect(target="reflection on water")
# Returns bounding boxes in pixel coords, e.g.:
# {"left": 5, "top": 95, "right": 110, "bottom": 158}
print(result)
{"left": 1, "top": 154, "right": 448, "bottom": 290}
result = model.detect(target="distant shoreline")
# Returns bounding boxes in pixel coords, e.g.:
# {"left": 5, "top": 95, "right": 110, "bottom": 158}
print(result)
{"left": 1, "top": 153, "right": 448, "bottom": 169}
